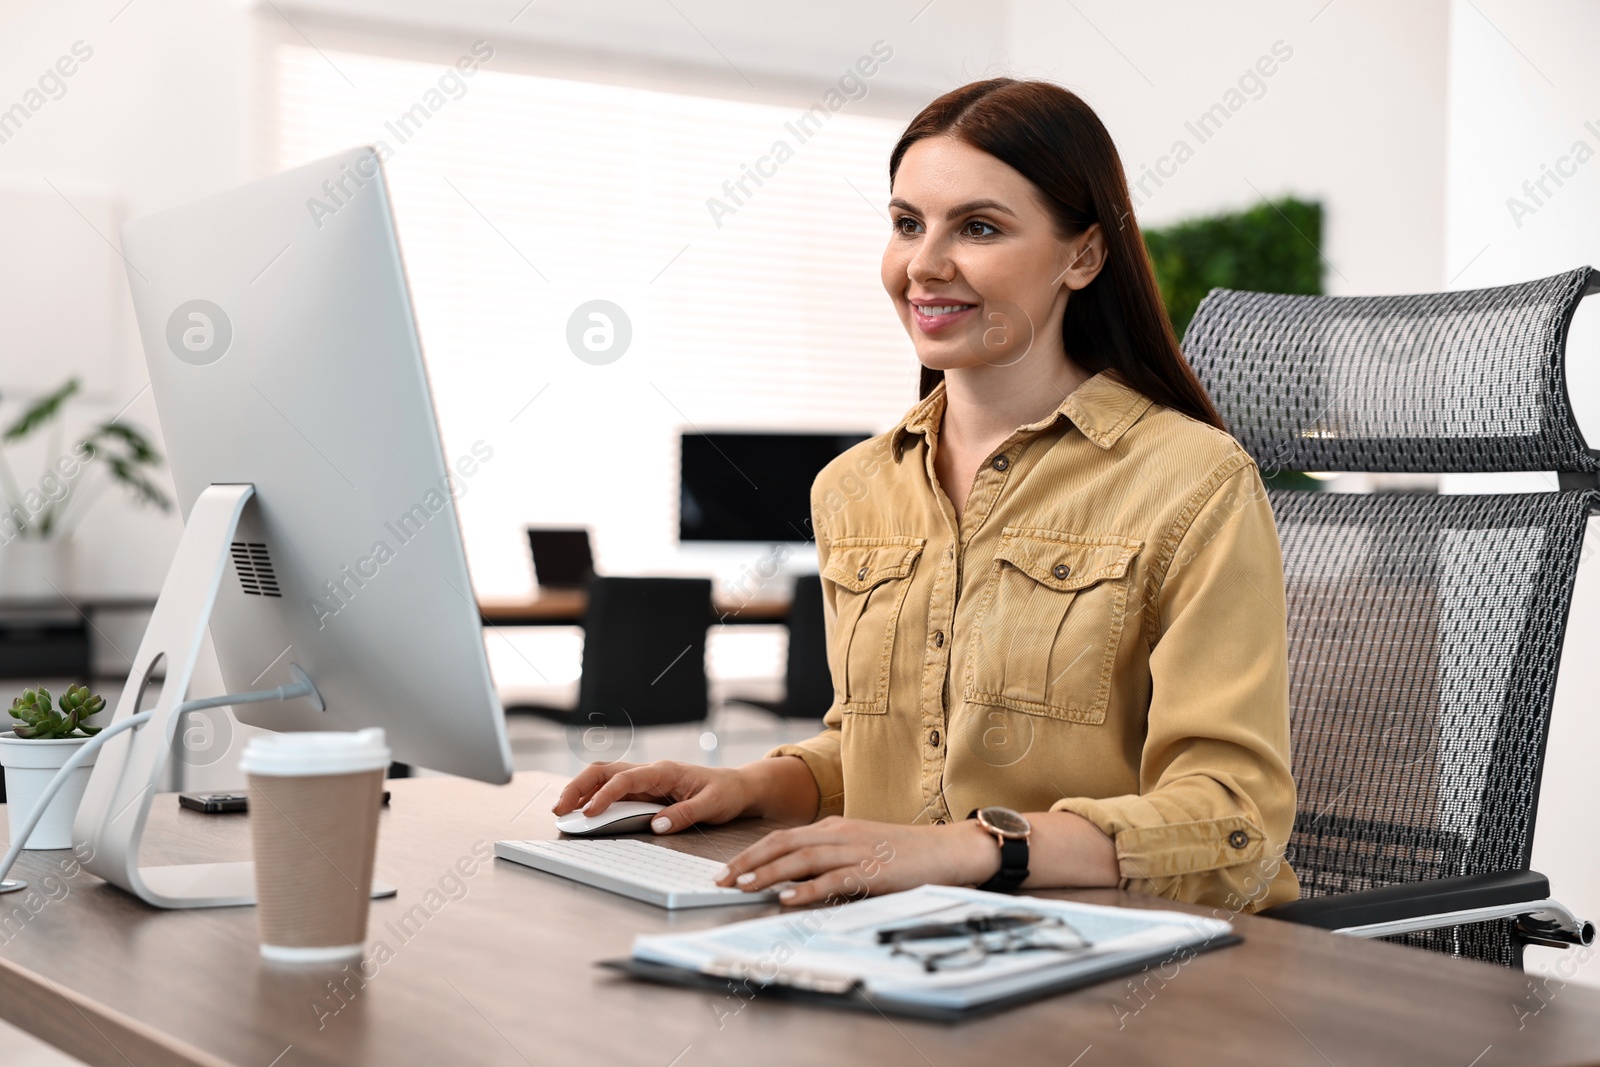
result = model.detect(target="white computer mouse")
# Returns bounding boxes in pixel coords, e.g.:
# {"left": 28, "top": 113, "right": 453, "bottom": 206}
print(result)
{"left": 555, "top": 800, "right": 667, "bottom": 836}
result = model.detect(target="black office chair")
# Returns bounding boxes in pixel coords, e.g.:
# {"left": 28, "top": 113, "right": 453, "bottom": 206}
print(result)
{"left": 722, "top": 574, "right": 832, "bottom": 723}
{"left": 1182, "top": 265, "right": 1600, "bottom": 968}
{"left": 503, "top": 577, "right": 716, "bottom": 762}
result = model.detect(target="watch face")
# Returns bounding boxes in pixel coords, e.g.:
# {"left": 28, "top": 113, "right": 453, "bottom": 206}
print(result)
{"left": 979, "top": 806, "right": 1031, "bottom": 838}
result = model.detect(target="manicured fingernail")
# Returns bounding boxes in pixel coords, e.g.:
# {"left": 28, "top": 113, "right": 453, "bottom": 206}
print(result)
{"left": 736, "top": 872, "right": 756, "bottom": 886}
{"left": 651, "top": 817, "right": 671, "bottom": 833}
{"left": 714, "top": 866, "right": 730, "bottom": 882}
{"left": 779, "top": 888, "right": 797, "bottom": 901}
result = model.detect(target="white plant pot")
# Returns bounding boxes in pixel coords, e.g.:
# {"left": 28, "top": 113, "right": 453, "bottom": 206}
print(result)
{"left": 0, "top": 731, "right": 96, "bottom": 850}
{"left": 0, "top": 539, "right": 74, "bottom": 600}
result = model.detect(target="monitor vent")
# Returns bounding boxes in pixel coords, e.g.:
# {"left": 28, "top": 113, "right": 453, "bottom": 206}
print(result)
{"left": 230, "top": 542, "right": 282, "bottom": 598}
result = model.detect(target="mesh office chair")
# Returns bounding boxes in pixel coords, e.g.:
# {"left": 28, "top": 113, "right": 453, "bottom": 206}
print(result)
{"left": 723, "top": 574, "right": 833, "bottom": 721}
{"left": 1182, "top": 265, "right": 1600, "bottom": 968}
{"left": 504, "top": 577, "right": 716, "bottom": 761}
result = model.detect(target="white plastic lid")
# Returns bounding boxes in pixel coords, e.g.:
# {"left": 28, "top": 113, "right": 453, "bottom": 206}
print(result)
{"left": 238, "top": 728, "right": 391, "bottom": 777}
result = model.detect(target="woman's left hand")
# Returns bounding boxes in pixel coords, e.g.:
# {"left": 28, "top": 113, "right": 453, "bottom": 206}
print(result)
{"left": 715, "top": 815, "right": 1000, "bottom": 906}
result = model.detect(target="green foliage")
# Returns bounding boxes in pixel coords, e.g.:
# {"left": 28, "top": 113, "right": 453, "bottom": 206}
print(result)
{"left": 1144, "top": 197, "right": 1325, "bottom": 490}
{"left": 0, "top": 376, "right": 171, "bottom": 539}
{"left": 1144, "top": 196, "right": 1324, "bottom": 341}
{"left": 3, "top": 380, "right": 80, "bottom": 443}
{"left": 8, "top": 684, "right": 104, "bottom": 739}
{"left": 84, "top": 428, "right": 170, "bottom": 514}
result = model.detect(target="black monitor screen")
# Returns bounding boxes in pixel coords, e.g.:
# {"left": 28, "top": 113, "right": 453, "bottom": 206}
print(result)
{"left": 679, "top": 432, "right": 870, "bottom": 542}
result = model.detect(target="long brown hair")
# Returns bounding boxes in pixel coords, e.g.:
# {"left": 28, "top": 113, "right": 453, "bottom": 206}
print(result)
{"left": 890, "top": 78, "right": 1225, "bottom": 431}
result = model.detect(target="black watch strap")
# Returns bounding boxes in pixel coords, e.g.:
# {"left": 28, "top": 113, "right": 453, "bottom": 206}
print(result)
{"left": 968, "top": 809, "right": 1029, "bottom": 893}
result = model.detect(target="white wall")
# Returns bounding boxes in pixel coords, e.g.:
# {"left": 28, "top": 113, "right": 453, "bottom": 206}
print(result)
{"left": 1001, "top": 0, "right": 1451, "bottom": 295}
{"left": 0, "top": 0, "right": 254, "bottom": 598}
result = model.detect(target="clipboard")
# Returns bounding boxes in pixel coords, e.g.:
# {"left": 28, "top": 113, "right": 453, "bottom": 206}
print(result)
{"left": 599, "top": 932, "right": 1243, "bottom": 1022}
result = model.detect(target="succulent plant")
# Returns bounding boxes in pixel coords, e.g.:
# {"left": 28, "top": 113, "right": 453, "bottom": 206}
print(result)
{"left": 8, "top": 684, "right": 104, "bottom": 739}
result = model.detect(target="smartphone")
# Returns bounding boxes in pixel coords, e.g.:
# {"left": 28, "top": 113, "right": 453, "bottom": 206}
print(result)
{"left": 177, "top": 790, "right": 392, "bottom": 814}
{"left": 178, "top": 792, "right": 248, "bottom": 814}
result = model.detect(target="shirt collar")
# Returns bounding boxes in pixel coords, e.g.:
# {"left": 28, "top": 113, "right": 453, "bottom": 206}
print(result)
{"left": 889, "top": 370, "right": 1155, "bottom": 460}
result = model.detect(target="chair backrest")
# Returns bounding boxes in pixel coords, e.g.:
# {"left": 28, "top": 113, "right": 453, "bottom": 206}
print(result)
{"left": 574, "top": 577, "right": 711, "bottom": 729}
{"left": 1184, "top": 266, "right": 1600, "bottom": 966}
{"left": 780, "top": 573, "right": 832, "bottom": 719}
{"left": 1185, "top": 267, "right": 1600, "bottom": 475}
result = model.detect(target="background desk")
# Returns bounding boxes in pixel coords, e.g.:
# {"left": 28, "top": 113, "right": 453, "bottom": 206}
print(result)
{"left": 0, "top": 595, "right": 158, "bottom": 683}
{"left": 479, "top": 592, "right": 790, "bottom": 626}
{"left": 0, "top": 772, "right": 1596, "bottom": 1067}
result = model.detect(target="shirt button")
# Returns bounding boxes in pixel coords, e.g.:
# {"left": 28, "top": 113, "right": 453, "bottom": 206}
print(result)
{"left": 933, "top": 630, "right": 944, "bottom": 648}
{"left": 856, "top": 566, "right": 869, "bottom": 581}
{"left": 1229, "top": 830, "right": 1250, "bottom": 849}
{"left": 992, "top": 455, "right": 1009, "bottom": 471}
{"left": 928, "top": 728, "right": 941, "bottom": 747}
{"left": 1053, "top": 563, "right": 1071, "bottom": 580}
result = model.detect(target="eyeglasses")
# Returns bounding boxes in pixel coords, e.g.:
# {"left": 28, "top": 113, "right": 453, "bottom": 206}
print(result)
{"left": 880, "top": 911, "right": 1094, "bottom": 973}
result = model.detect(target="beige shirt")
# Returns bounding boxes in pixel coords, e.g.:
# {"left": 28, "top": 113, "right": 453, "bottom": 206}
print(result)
{"left": 769, "top": 370, "right": 1299, "bottom": 913}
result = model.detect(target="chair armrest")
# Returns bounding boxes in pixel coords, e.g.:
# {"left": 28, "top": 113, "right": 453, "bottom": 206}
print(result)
{"left": 1262, "top": 870, "right": 1593, "bottom": 947}
{"left": 1264, "top": 870, "right": 1549, "bottom": 929}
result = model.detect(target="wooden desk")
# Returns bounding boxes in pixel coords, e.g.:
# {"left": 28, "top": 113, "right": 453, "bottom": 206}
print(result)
{"left": 0, "top": 772, "right": 1597, "bottom": 1066}
{"left": 479, "top": 592, "right": 790, "bottom": 626}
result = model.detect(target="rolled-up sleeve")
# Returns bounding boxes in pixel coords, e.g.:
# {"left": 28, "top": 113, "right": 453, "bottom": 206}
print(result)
{"left": 766, "top": 709, "right": 844, "bottom": 818}
{"left": 765, "top": 501, "right": 846, "bottom": 817}
{"left": 1051, "top": 460, "right": 1300, "bottom": 913}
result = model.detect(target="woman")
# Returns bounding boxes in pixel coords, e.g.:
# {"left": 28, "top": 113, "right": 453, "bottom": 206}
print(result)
{"left": 554, "top": 78, "right": 1298, "bottom": 913}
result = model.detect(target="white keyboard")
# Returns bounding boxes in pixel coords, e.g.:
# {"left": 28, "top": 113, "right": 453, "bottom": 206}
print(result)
{"left": 493, "top": 838, "right": 780, "bottom": 909}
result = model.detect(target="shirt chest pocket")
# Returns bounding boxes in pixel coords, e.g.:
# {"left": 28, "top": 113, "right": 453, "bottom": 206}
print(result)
{"left": 822, "top": 536, "right": 926, "bottom": 714}
{"left": 963, "top": 528, "right": 1142, "bottom": 725}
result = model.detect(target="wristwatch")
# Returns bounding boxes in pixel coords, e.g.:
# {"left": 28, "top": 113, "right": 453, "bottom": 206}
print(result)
{"left": 968, "top": 806, "right": 1031, "bottom": 893}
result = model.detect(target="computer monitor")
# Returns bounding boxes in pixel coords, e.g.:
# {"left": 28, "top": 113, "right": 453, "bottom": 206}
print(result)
{"left": 73, "top": 146, "right": 513, "bottom": 908}
{"left": 526, "top": 528, "right": 595, "bottom": 590}
{"left": 678, "top": 432, "right": 869, "bottom": 543}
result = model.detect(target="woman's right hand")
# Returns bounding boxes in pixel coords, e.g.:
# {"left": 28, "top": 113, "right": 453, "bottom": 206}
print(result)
{"left": 551, "top": 760, "right": 758, "bottom": 835}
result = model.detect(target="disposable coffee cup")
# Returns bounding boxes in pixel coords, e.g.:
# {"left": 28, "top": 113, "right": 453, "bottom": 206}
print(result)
{"left": 239, "top": 728, "right": 390, "bottom": 963}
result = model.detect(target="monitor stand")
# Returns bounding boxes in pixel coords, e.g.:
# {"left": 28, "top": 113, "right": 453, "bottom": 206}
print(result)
{"left": 73, "top": 483, "right": 395, "bottom": 909}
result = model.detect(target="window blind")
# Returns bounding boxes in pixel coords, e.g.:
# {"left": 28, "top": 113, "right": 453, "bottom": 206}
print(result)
{"left": 270, "top": 43, "right": 920, "bottom": 597}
